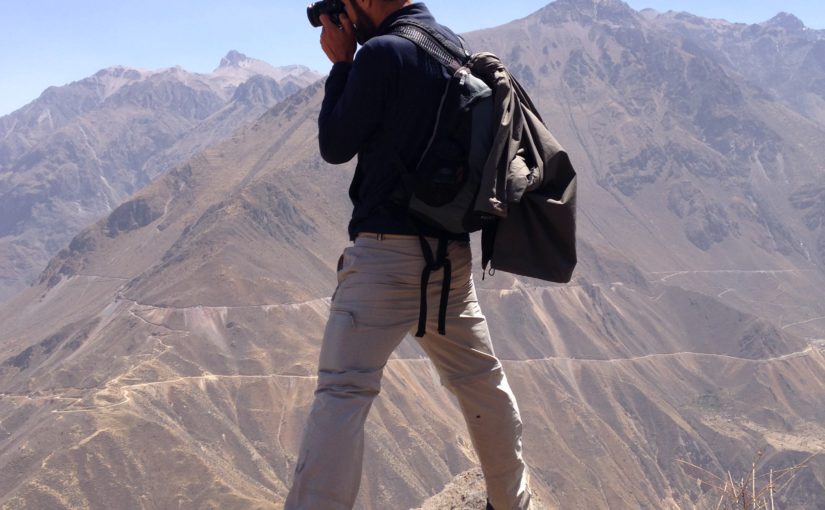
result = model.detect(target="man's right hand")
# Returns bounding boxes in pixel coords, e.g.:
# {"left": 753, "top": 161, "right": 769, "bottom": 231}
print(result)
{"left": 320, "top": 13, "right": 356, "bottom": 64}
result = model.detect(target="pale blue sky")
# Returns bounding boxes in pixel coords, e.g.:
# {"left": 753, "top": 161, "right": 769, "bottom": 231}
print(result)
{"left": 1, "top": 0, "right": 823, "bottom": 116}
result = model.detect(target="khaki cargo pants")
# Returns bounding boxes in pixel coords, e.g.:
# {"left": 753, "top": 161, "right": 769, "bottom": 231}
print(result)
{"left": 284, "top": 235, "right": 531, "bottom": 510}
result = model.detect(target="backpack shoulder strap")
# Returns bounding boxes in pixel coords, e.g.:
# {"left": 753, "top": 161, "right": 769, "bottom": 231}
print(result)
{"left": 388, "top": 20, "right": 470, "bottom": 73}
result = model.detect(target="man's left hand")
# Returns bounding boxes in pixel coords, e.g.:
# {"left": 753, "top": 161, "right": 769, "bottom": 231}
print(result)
{"left": 320, "top": 13, "right": 356, "bottom": 64}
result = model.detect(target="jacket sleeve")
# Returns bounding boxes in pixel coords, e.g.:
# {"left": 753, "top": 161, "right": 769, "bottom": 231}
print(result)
{"left": 318, "top": 44, "right": 389, "bottom": 164}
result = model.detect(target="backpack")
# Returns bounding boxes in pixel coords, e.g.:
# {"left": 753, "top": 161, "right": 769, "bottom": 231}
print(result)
{"left": 385, "top": 23, "right": 494, "bottom": 235}
{"left": 387, "top": 20, "right": 578, "bottom": 336}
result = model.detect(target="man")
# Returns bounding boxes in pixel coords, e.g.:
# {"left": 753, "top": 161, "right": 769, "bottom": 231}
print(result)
{"left": 284, "top": 1, "right": 532, "bottom": 509}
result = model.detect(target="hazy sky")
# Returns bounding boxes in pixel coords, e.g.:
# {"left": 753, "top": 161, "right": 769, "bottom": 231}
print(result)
{"left": 1, "top": 0, "right": 823, "bottom": 116}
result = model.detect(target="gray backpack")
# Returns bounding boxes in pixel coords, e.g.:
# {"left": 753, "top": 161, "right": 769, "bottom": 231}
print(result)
{"left": 389, "top": 21, "right": 497, "bottom": 234}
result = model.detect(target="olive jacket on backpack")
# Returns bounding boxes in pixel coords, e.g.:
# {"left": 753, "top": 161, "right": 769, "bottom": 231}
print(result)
{"left": 467, "top": 52, "right": 578, "bottom": 283}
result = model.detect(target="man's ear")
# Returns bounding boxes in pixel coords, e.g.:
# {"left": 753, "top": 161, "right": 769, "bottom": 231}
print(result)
{"left": 359, "top": 0, "right": 380, "bottom": 24}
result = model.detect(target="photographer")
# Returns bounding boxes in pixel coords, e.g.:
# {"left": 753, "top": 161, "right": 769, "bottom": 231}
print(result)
{"left": 285, "top": 2, "right": 532, "bottom": 509}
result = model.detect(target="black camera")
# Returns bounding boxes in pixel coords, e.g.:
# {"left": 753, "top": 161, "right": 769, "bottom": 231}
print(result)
{"left": 307, "top": 0, "right": 345, "bottom": 27}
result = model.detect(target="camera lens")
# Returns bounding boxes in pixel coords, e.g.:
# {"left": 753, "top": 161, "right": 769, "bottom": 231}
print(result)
{"left": 307, "top": 3, "right": 323, "bottom": 27}
{"left": 307, "top": 0, "right": 345, "bottom": 28}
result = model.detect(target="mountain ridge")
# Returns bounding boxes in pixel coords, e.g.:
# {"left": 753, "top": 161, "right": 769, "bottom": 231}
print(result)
{"left": 1, "top": 1, "right": 825, "bottom": 508}
{"left": 0, "top": 52, "right": 322, "bottom": 302}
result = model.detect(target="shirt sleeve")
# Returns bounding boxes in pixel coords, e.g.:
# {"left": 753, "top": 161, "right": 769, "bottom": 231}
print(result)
{"left": 318, "top": 43, "right": 390, "bottom": 164}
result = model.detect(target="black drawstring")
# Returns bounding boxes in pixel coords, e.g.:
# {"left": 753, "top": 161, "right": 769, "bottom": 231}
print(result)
{"left": 417, "top": 256, "right": 432, "bottom": 337}
{"left": 415, "top": 235, "right": 451, "bottom": 337}
{"left": 439, "top": 257, "right": 452, "bottom": 334}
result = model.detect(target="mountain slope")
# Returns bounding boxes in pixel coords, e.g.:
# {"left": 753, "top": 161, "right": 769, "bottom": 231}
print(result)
{"left": 463, "top": 0, "right": 825, "bottom": 336}
{"left": 0, "top": 52, "right": 321, "bottom": 303}
{"left": 641, "top": 9, "right": 825, "bottom": 127}
{"left": 1, "top": 1, "right": 825, "bottom": 508}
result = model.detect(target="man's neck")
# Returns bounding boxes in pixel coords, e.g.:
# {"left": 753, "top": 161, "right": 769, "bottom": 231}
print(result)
{"left": 370, "top": 0, "right": 414, "bottom": 28}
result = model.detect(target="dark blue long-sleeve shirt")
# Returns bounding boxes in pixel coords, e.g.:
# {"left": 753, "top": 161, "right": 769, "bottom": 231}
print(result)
{"left": 319, "top": 3, "right": 467, "bottom": 240}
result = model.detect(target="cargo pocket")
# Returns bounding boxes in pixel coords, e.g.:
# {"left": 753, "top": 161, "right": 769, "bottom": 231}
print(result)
{"left": 331, "top": 250, "right": 349, "bottom": 302}
{"left": 318, "top": 307, "right": 359, "bottom": 370}
{"left": 329, "top": 307, "right": 356, "bottom": 327}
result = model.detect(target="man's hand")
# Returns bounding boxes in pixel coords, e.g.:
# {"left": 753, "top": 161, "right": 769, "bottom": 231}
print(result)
{"left": 320, "top": 13, "right": 356, "bottom": 64}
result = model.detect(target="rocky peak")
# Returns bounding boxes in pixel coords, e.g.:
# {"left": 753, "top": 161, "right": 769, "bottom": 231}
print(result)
{"left": 93, "top": 66, "right": 144, "bottom": 81}
{"left": 212, "top": 51, "right": 321, "bottom": 90}
{"left": 231, "top": 75, "right": 283, "bottom": 105}
{"left": 763, "top": 12, "right": 806, "bottom": 32}
{"left": 550, "top": 0, "right": 624, "bottom": 6}
{"left": 552, "top": 0, "right": 634, "bottom": 13}
{"left": 219, "top": 50, "right": 251, "bottom": 69}
{"left": 539, "top": 0, "right": 638, "bottom": 25}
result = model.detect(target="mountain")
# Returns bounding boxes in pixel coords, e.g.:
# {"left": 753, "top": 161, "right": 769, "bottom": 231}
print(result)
{"left": 0, "top": 52, "right": 321, "bottom": 303}
{"left": 1, "top": 1, "right": 825, "bottom": 508}
{"left": 467, "top": 0, "right": 825, "bottom": 312}
{"left": 639, "top": 9, "right": 825, "bottom": 126}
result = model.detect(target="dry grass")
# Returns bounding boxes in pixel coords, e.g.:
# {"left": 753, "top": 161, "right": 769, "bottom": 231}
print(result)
{"left": 677, "top": 450, "right": 814, "bottom": 510}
